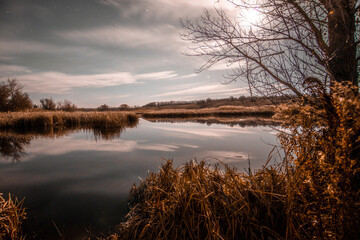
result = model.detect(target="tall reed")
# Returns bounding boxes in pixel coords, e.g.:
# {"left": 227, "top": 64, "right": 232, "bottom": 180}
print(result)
{"left": 0, "top": 194, "right": 26, "bottom": 240}
{"left": 115, "top": 160, "right": 288, "bottom": 240}
{"left": 0, "top": 111, "right": 138, "bottom": 131}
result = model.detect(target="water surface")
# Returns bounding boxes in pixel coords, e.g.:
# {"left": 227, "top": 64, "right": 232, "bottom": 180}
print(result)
{"left": 0, "top": 119, "right": 279, "bottom": 239}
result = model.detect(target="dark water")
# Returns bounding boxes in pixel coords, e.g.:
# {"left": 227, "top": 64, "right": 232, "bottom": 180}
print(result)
{"left": 0, "top": 119, "right": 279, "bottom": 239}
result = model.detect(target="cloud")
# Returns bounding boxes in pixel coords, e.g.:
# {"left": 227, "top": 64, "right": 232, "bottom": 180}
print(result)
{"left": 57, "top": 24, "right": 180, "bottom": 50}
{"left": 153, "top": 84, "right": 248, "bottom": 98}
{"left": 0, "top": 40, "right": 50, "bottom": 55}
{"left": 208, "top": 62, "right": 237, "bottom": 71}
{"left": 96, "top": 0, "right": 235, "bottom": 21}
{"left": 9, "top": 71, "right": 137, "bottom": 94}
{"left": 96, "top": 94, "right": 132, "bottom": 101}
{"left": 0, "top": 64, "right": 32, "bottom": 76}
{"left": 135, "top": 71, "right": 178, "bottom": 80}
{"left": 0, "top": 39, "right": 89, "bottom": 55}
{"left": 0, "top": 65, "right": 182, "bottom": 94}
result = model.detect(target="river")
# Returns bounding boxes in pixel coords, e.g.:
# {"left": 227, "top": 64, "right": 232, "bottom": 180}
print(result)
{"left": 0, "top": 118, "right": 279, "bottom": 239}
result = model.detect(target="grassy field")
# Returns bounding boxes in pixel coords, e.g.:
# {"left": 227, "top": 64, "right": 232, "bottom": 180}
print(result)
{"left": 0, "top": 111, "right": 138, "bottom": 131}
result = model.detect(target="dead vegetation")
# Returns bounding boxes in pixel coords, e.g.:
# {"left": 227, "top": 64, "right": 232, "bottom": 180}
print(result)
{"left": 137, "top": 105, "right": 275, "bottom": 119}
{"left": 0, "top": 194, "right": 26, "bottom": 240}
{"left": 109, "top": 83, "right": 360, "bottom": 239}
{"left": 0, "top": 111, "right": 138, "bottom": 131}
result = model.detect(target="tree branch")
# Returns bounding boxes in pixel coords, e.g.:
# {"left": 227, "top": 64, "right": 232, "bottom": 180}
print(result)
{"left": 287, "top": 0, "right": 329, "bottom": 54}
{"left": 226, "top": 40, "right": 303, "bottom": 97}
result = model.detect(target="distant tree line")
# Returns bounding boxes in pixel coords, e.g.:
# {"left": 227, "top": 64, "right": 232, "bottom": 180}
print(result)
{"left": 0, "top": 79, "right": 33, "bottom": 112}
{"left": 39, "top": 98, "right": 77, "bottom": 112}
{"left": 142, "top": 95, "right": 295, "bottom": 108}
{"left": 97, "top": 103, "right": 131, "bottom": 111}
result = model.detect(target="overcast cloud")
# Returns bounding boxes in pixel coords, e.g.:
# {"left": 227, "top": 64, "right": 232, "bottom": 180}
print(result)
{"left": 0, "top": 0, "right": 248, "bottom": 107}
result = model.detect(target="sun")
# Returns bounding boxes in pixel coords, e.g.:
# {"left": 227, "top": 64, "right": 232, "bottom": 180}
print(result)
{"left": 239, "top": 8, "right": 261, "bottom": 26}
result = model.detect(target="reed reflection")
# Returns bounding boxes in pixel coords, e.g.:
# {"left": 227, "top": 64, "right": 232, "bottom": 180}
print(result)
{"left": 0, "top": 120, "right": 138, "bottom": 162}
{"left": 144, "top": 117, "right": 281, "bottom": 127}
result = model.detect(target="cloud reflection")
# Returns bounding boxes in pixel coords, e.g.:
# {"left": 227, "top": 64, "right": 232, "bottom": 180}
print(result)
{"left": 151, "top": 126, "right": 255, "bottom": 139}
{"left": 20, "top": 136, "right": 183, "bottom": 162}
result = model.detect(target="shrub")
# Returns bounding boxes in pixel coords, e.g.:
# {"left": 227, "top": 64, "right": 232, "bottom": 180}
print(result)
{"left": 277, "top": 82, "right": 360, "bottom": 239}
{"left": 98, "top": 104, "right": 110, "bottom": 111}
{"left": 0, "top": 79, "right": 33, "bottom": 112}
{"left": 40, "top": 98, "right": 56, "bottom": 110}
{"left": 57, "top": 99, "right": 77, "bottom": 112}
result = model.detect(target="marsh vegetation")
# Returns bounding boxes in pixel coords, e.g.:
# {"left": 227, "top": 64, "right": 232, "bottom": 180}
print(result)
{"left": 112, "top": 83, "right": 360, "bottom": 239}
{"left": 0, "top": 111, "right": 138, "bottom": 132}
{"left": 0, "top": 194, "right": 26, "bottom": 240}
{"left": 137, "top": 105, "right": 275, "bottom": 119}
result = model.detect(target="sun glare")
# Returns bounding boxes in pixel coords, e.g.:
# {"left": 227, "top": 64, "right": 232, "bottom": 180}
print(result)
{"left": 240, "top": 8, "right": 261, "bottom": 26}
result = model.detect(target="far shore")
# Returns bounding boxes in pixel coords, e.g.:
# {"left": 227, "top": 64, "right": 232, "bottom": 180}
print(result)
{"left": 0, "top": 105, "right": 280, "bottom": 132}
{"left": 134, "top": 105, "right": 276, "bottom": 119}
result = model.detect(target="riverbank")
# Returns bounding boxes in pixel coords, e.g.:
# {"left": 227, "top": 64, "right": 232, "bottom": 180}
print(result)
{"left": 136, "top": 105, "right": 276, "bottom": 118}
{"left": 0, "top": 111, "right": 138, "bottom": 131}
{"left": 144, "top": 116, "right": 281, "bottom": 127}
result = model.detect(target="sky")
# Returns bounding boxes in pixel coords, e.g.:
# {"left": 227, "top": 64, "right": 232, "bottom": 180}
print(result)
{"left": 0, "top": 0, "right": 250, "bottom": 107}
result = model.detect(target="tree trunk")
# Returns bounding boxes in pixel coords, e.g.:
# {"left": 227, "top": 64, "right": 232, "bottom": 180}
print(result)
{"left": 328, "top": 0, "right": 358, "bottom": 86}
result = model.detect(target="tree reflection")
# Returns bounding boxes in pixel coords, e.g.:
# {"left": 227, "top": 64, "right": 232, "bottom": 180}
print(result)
{"left": 0, "top": 135, "right": 31, "bottom": 162}
{"left": 0, "top": 122, "right": 138, "bottom": 162}
{"left": 144, "top": 117, "right": 281, "bottom": 127}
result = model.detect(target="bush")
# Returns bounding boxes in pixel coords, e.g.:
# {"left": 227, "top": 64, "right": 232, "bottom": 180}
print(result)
{"left": 98, "top": 104, "right": 110, "bottom": 111}
{"left": 277, "top": 82, "right": 360, "bottom": 239}
{"left": 0, "top": 79, "right": 33, "bottom": 112}
{"left": 39, "top": 98, "right": 56, "bottom": 110}
{"left": 57, "top": 99, "right": 77, "bottom": 112}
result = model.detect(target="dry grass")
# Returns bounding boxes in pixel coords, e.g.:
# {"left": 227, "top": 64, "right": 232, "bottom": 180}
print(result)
{"left": 0, "top": 111, "right": 138, "bottom": 131}
{"left": 0, "top": 194, "right": 26, "bottom": 240}
{"left": 112, "top": 160, "right": 288, "bottom": 240}
{"left": 137, "top": 105, "right": 275, "bottom": 119}
{"left": 106, "top": 83, "right": 360, "bottom": 240}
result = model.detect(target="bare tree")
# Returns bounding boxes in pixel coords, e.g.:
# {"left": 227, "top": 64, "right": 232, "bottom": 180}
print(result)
{"left": 0, "top": 79, "right": 33, "bottom": 112}
{"left": 57, "top": 99, "right": 77, "bottom": 112}
{"left": 40, "top": 98, "right": 56, "bottom": 111}
{"left": 180, "top": 0, "right": 360, "bottom": 97}
{"left": 97, "top": 104, "right": 110, "bottom": 111}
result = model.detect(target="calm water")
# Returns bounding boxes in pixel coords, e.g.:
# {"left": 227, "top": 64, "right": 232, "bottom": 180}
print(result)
{"left": 0, "top": 119, "right": 279, "bottom": 239}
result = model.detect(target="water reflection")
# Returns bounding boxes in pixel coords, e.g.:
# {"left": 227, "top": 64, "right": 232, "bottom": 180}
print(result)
{"left": 0, "top": 119, "right": 279, "bottom": 239}
{"left": 0, "top": 134, "right": 31, "bottom": 162}
{"left": 0, "top": 124, "right": 138, "bottom": 162}
{"left": 145, "top": 117, "right": 281, "bottom": 127}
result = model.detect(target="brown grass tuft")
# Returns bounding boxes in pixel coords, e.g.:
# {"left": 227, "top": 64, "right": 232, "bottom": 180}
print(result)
{"left": 112, "top": 160, "right": 288, "bottom": 240}
{"left": 0, "top": 194, "right": 26, "bottom": 240}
